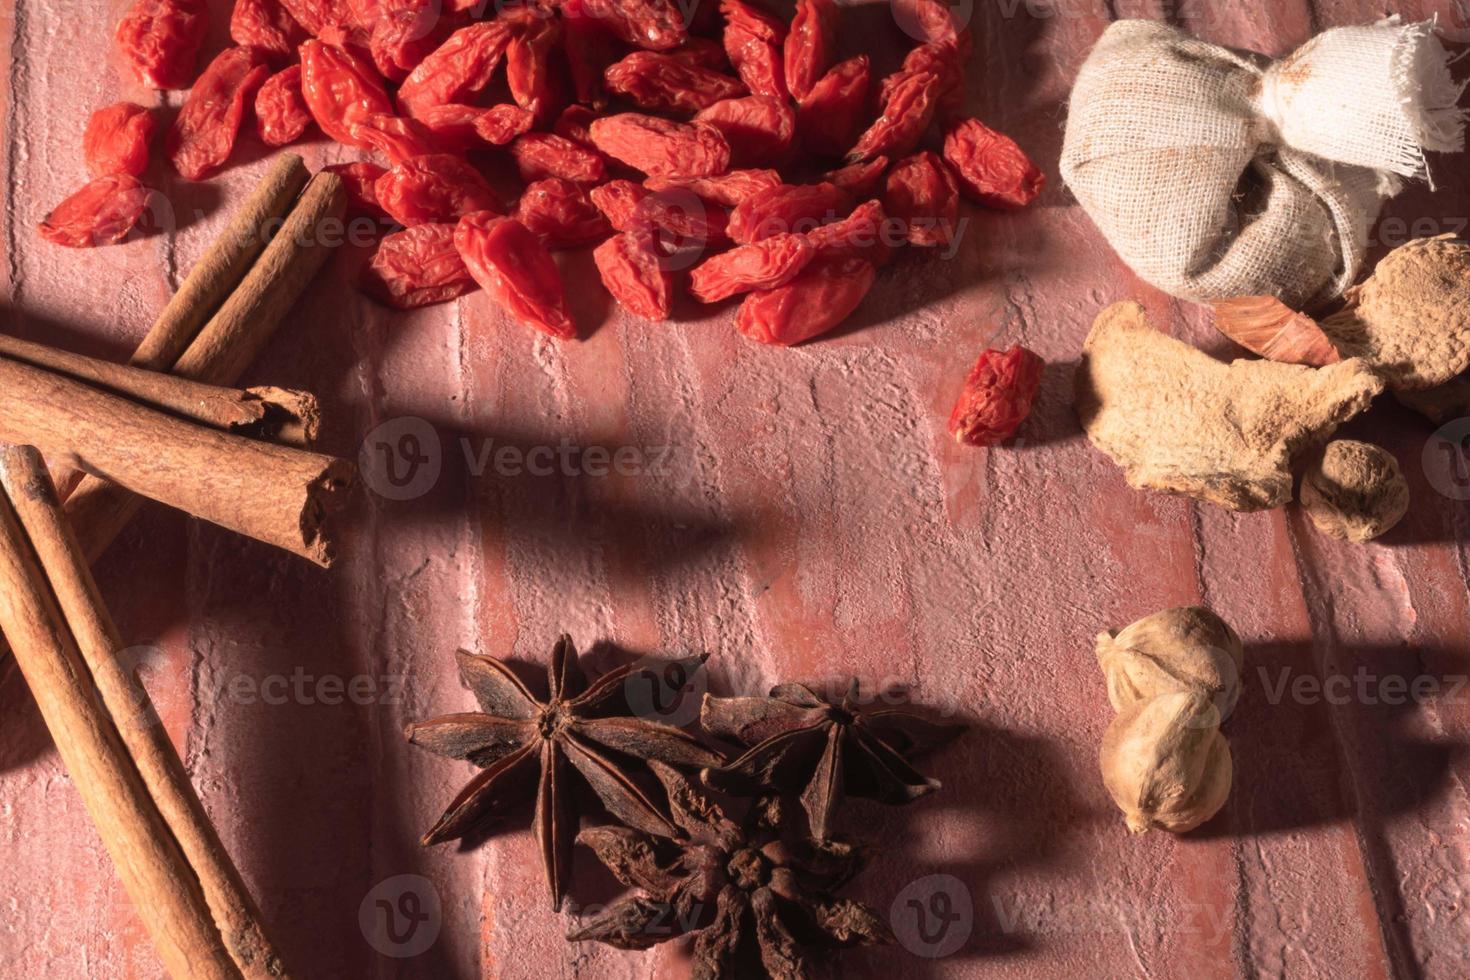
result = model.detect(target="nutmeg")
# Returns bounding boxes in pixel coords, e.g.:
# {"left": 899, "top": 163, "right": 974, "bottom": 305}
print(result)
{"left": 1299, "top": 440, "right": 1409, "bottom": 543}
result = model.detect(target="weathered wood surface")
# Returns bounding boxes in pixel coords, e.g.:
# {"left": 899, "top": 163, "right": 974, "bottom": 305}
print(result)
{"left": 0, "top": 0, "right": 1467, "bottom": 977}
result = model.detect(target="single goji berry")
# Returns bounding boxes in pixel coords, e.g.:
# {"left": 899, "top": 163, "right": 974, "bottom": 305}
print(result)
{"left": 941, "top": 117, "right": 1045, "bottom": 209}
{"left": 552, "top": 104, "right": 599, "bottom": 147}
{"left": 591, "top": 180, "right": 652, "bottom": 231}
{"left": 299, "top": 40, "right": 395, "bottom": 147}
{"left": 411, "top": 103, "right": 483, "bottom": 150}
{"left": 565, "top": 0, "right": 687, "bottom": 53}
{"left": 588, "top": 113, "right": 731, "bottom": 178}
{"left": 644, "top": 168, "right": 780, "bottom": 206}
{"left": 473, "top": 104, "right": 538, "bottom": 146}
{"left": 229, "top": 0, "right": 306, "bottom": 58}
{"left": 893, "top": 42, "right": 964, "bottom": 115}
{"left": 721, "top": 0, "right": 787, "bottom": 99}
{"left": 783, "top": 0, "right": 837, "bottom": 102}
{"left": 804, "top": 198, "right": 893, "bottom": 265}
{"left": 255, "top": 66, "right": 313, "bottom": 147}
{"left": 847, "top": 69, "right": 940, "bottom": 163}
{"left": 593, "top": 228, "right": 673, "bottom": 320}
{"left": 115, "top": 0, "right": 207, "bottom": 89}
{"left": 349, "top": 113, "right": 441, "bottom": 164}
{"left": 397, "top": 20, "right": 513, "bottom": 117}
{"left": 668, "top": 37, "right": 729, "bottom": 70}
{"left": 727, "top": 181, "right": 849, "bottom": 243}
{"left": 364, "top": 223, "right": 478, "bottom": 308}
{"left": 604, "top": 52, "right": 747, "bottom": 115}
{"left": 797, "top": 55, "right": 869, "bottom": 158}
{"left": 636, "top": 189, "right": 729, "bottom": 246}
{"left": 690, "top": 232, "right": 814, "bottom": 303}
{"left": 376, "top": 154, "right": 504, "bottom": 225}
{"left": 892, "top": 0, "right": 964, "bottom": 47}
{"left": 947, "top": 345, "right": 1044, "bottom": 447}
{"left": 516, "top": 178, "right": 612, "bottom": 248}
{"left": 38, "top": 174, "right": 154, "bottom": 248}
{"left": 562, "top": 14, "right": 618, "bottom": 108}
{"left": 511, "top": 133, "right": 608, "bottom": 184}
{"left": 278, "top": 0, "right": 355, "bottom": 43}
{"left": 324, "top": 161, "right": 390, "bottom": 219}
{"left": 695, "top": 96, "right": 794, "bottom": 167}
{"left": 167, "top": 47, "right": 269, "bottom": 181}
{"left": 883, "top": 151, "right": 959, "bottom": 246}
{"left": 735, "top": 254, "right": 875, "bottom": 345}
{"left": 83, "top": 103, "right": 155, "bottom": 178}
{"left": 455, "top": 212, "right": 577, "bottom": 339}
{"left": 505, "top": 15, "right": 564, "bottom": 122}
{"left": 823, "top": 157, "right": 888, "bottom": 199}
{"left": 368, "top": 0, "right": 457, "bottom": 82}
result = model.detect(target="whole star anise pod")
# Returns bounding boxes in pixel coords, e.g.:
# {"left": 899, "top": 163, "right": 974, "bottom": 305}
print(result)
{"left": 404, "top": 636, "right": 723, "bottom": 910}
{"left": 569, "top": 761, "right": 893, "bottom": 978}
{"left": 700, "top": 679, "right": 964, "bottom": 839}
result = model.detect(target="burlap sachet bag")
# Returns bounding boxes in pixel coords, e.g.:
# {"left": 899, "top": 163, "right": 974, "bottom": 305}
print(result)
{"left": 1060, "top": 19, "right": 1466, "bottom": 310}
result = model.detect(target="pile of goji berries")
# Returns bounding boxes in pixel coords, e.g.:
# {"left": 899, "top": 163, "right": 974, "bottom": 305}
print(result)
{"left": 43, "top": 0, "right": 1045, "bottom": 347}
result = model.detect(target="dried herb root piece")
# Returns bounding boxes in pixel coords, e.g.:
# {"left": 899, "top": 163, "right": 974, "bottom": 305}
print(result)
{"left": 1209, "top": 296, "right": 1342, "bottom": 367}
{"left": 1299, "top": 440, "right": 1409, "bottom": 543}
{"left": 1075, "top": 301, "right": 1383, "bottom": 511}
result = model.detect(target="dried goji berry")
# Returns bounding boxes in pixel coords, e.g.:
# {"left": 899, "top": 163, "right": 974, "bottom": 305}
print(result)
{"left": 38, "top": 175, "right": 154, "bottom": 248}
{"left": 324, "top": 161, "right": 390, "bottom": 219}
{"left": 644, "top": 168, "right": 780, "bottom": 206}
{"left": 565, "top": 0, "right": 687, "bottom": 53}
{"left": 727, "top": 181, "right": 849, "bottom": 243}
{"left": 229, "top": 0, "right": 306, "bottom": 58}
{"left": 721, "top": 0, "right": 787, "bottom": 99}
{"left": 588, "top": 113, "right": 731, "bottom": 178}
{"left": 591, "top": 180, "right": 652, "bottom": 231}
{"left": 397, "top": 21, "right": 513, "bottom": 117}
{"left": 363, "top": 223, "right": 477, "bottom": 308}
{"left": 562, "top": 14, "right": 618, "bottom": 107}
{"left": 83, "top": 103, "right": 155, "bottom": 178}
{"left": 893, "top": 42, "right": 964, "bottom": 115}
{"left": 847, "top": 69, "right": 940, "bottom": 163}
{"left": 376, "top": 154, "right": 504, "bottom": 225}
{"left": 255, "top": 66, "right": 313, "bottom": 147}
{"left": 604, "top": 52, "right": 747, "bottom": 115}
{"left": 735, "top": 254, "right": 875, "bottom": 346}
{"left": 167, "top": 47, "right": 269, "bottom": 181}
{"left": 473, "top": 104, "right": 538, "bottom": 146}
{"left": 516, "top": 178, "right": 612, "bottom": 248}
{"left": 941, "top": 117, "right": 1045, "bottom": 209}
{"left": 349, "top": 113, "right": 440, "bottom": 164}
{"left": 695, "top": 96, "right": 794, "bottom": 167}
{"left": 947, "top": 345, "right": 1044, "bottom": 447}
{"left": 883, "top": 151, "right": 959, "bottom": 246}
{"left": 636, "top": 189, "right": 729, "bottom": 246}
{"left": 668, "top": 37, "right": 729, "bottom": 70}
{"left": 552, "top": 104, "right": 599, "bottom": 147}
{"left": 511, "top": 133, "right": 608, "bottom": 184}
{"left": 411, "top": 103, "right": 482, "bottom": 150}
{"left": 115, "top": 0, "right": 207, "bottom": 89}
{"left": 368, "top": 0, "right": 457, "bottom": 82}
{"left": 690, "top": 233, "right": 814, "bottom": 303}
{"left": 278, "top": 0, "right": 355, "bottom": 43}
{"left": 804, "top": 198, "right": 892, "bottom": 264}
{"left": 506, "top": 15, "right": 564, "bottom": 121}
{"left": 783, "top": 0, "right": 837, "bottom": 102}
{"left": 593, "top": 228, "right": 673, "bottom": 320}
{"left": 823, "top": 157, "right": 888, "bottom": 199}
{"left": 892, "top": 0, "right": 964, "bottom": 47}
{"left": 455, "top": 212, "right": 577, "bottom": 339}
{"left": 797, "top": 55, "right": 869, "bottom": 158}
{"left": 299, "top": 40, "right": 394, "bottom": 147}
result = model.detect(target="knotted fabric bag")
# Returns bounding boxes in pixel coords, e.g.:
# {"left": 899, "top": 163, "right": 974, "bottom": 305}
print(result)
{"left": 1061, "top": 19, "right": 1466, "bottom": 310}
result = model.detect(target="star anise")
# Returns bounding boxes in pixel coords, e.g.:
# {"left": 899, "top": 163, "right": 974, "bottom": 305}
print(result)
{"left": 568, "top": 761, "right": 893, "bottom": 979}
{"left": 699, "top": 679, "right": 965, "bottom": 839}
{"left": 404, "top": 636, "right": 724, "bottom": 910}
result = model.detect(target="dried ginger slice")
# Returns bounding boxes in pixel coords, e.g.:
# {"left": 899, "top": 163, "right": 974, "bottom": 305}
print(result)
{"left": 1076, "top": 301, "right": 1384, "bottom": 511}
{"left": 1320, "top": 235, "right": 1470, "bottom": 391}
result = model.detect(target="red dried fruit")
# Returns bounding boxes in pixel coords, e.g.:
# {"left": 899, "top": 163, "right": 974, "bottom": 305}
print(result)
{"left": 455, "top": 212, "right": 577, "bottom": 339}
{"left": 368, "top": 0, "right": 456, "bottom": 83}
{"left": 593, "top": 229, "right": 673, "bottom": 320}
{"left": 348, "top": 113, "right": 440, "bottom": 164}
{"left": 848, "top": 69, "right": 940, "bottom": 162}
{"left": 167, "top": 47, "right": 269, "bottom": 181}
{"left": 895, "top": 42, "right": 964, "bottom": 114}
{"left": 412, "top": 103, "right": 483, "bottom": 150}
{"left": 783, "top": 0, "right": 837, "bottom": 102}
{"left": 637, "top": 190, "right": 729, "bottom": 245}
{"left": 604, "top": 52, "right": 747, "bottom": 115}
{"left": 299, "top": 40, "right": 395, "bottom": 147}
{"left": 565, "top": 0, "right": 687, "bottom": 53}
{"left": 590, "top": 180, "right": 652, "bottom": 230}
{"left": 797, "top": 55, "right": 870, "bottom": 158}
{"left": 278, "top": 0, "right": 355, "bottom": 43}
{"left": 229, "top": 0, "right": 306, "bottom": 58}
{"left": 883, "top": 151, "right": 959, "bottom": 246}
{"left": 694, "top": 96, "right": 794, "bottom": 167}
{"left": 376, "top": 154, "right": 504, "bottom": 226}
{"left": 511, "top": 133, "right": 608, "bottom": 184}
{"left": 727, "top": 181, "right": 849, "bottom": 243}
{"left": 115, "top": 0, "right": 208, "bottom": 89}
{"left": 83, "top": 103, "right": 155, "bottom": 178}
{"left": 668, "top": 37, "right": 729, "bottom": 70}
{"left": 690, "top": 233, "right": 814, "bottom": 303}
{"left": 805, "top": 198, "right": 892, "bottom": 264}
{"left": 553, "top": 104, "right": 599, "bottom": 147}
{"left": 644, "top": 168, "right": 781, "bottom": 206}
{"left": 363, "top": 223, "right": 477, "bottom": 308}
{"left": 516, "top": 178, "right": 612, "bottom": 248}
{"left": 397, "top": 21, "right": 513, "bottom": 117}
{"left": 38, "top": 175, "right": 154, "bottom": 248}
{"left": 506, "top": 15, "right": 563, "bottom": 120}
{"left": 823, "top": 157, "right": 888, "bottom": 199}
{"left": 942, "top": 117, "right": 1045, "bottom": 209}
{"left": 562, "top": 14, "right": 618, "bottom": 107}
{"left": 721, "top": 0, "right": 787, "bottom": 99}
{"left": 255, "top": 66, "right": 313, "bottom": 147}
{"left": 892, "top": 0, "right": 963, "bottom": 47}
{"left": 323, "top": 161, "right": 390, "bottom": 219}
{"left": 735, "top": 254, "right": 875, "bottom": 346}
{"left": 473, "top": 104, "right": 538, "bottom": 146}
{"left": 588, "top": 113, "right": 731, "bottom": 178}
{"left": 947, "top": 345, "right": 1044, "bottom": 447}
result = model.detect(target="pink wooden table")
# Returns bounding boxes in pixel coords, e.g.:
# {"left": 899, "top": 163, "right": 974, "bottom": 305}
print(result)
{"left": 2, "top": 0, "right": 1469, "bottom": 977}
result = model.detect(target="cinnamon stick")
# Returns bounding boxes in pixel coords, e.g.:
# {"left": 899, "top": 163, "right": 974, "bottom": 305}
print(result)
{"left": 0, "top": 452, "right": 242, "bottom": 980}
{"left": 0, "top": 358, "right": 352, "bottom": 565}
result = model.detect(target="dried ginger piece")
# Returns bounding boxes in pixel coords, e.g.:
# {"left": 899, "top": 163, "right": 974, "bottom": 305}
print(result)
{"left": 1299, "top": 440, "right": 1409, "bottom": 542}
{"left": 1076, "top": 302, "right": 1384, "bottom": 511}
{"left": 1320, "top": 235, "right": 1470, "bottom": 391}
